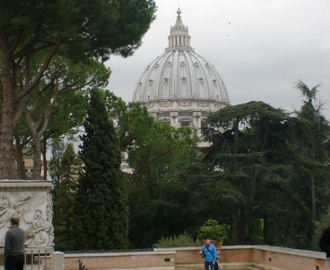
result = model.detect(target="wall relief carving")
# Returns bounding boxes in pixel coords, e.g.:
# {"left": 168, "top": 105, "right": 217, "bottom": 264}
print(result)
{"left": 178, "top": 117, "right": 192, "bottom": 122}
{"left": 160, "top": 101, "right": 172, "bottom": 107}
{"left": 179, "top": 100, "right": 192, "bottom": 106}
{"left": 198, "top": 101, "right": 209, "bottom": 107}
{"left": 0, "top": 190, "right": 54, "bottom": 249}
{"left": 170, "top": 112, "right": 178, "bottom": 119}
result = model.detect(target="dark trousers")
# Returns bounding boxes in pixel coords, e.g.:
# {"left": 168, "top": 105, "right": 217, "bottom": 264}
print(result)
{"left": 5, "top": 254, "right": 24, "bottom": 270}
{"left": 204, "top": 261, "right": 214, "bottom": 270}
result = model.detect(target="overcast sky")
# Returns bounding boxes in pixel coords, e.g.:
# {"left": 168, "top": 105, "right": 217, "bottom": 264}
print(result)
{"left": 107, "top": 0, "right": 330, "bottom": 119}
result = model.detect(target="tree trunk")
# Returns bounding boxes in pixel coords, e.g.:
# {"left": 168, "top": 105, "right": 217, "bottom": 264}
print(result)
{"left": 15, "top": 136, "right": 27, "bottom": 179}
{"left": 239, "top": 170, "right": 258, "bottom": 243}
{"left": 42, "top": 136, "right": 48, "bottom": 180}
{"left": 32, "top": 134, "right": 42, "bottom": 179}
{"left": 0, "top": 32, "right": 61, "bottom": 179}
{"left": 0, "top": 34, "right": 17, "bottom": 179}
{"left": 24, "top": 103, "right": 53, "bottom": 180}
{"left": 311, "top": 175, "right": 316, "bottom": 221}
{"left": 239, "top": 201, "right": 253, "bottom": 243}
{"left": 230, "top": 203, "right": 238, "bottom": 242}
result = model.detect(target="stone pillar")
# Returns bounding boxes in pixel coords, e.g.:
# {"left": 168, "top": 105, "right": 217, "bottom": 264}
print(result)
{"left": 170, "top": 111, "right": 179, "bottom": 128}
{"left": 51, "top": 251, "right": 64, "bottom": 270}
{"left": 193, "top": 112, "right": 201, "bottom": 137}
{"left": 0, "top": 180, "right": 54, "bottom": 251}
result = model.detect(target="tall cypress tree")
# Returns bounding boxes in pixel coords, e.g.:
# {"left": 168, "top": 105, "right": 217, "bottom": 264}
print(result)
{"left": 53, "top": 143, "right": 81, "bottom": 251}
{"left": 74, "top": 89, "right": 128, "bottom": 250}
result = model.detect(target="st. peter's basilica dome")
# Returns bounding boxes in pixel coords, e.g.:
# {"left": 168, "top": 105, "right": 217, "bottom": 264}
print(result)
{"left": 132, "top": 9, "right": 230, "bottom": 137}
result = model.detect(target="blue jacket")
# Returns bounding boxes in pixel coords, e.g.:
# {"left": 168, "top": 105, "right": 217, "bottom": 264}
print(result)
{"left": 200, "top": 243, "right": 217, "bottom": 262}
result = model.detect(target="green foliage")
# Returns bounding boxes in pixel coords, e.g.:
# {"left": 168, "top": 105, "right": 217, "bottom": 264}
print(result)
{"left": 198, "top": 219, "right": 229, "bottom": 243}
{"left": 102, "top": 92, "right": 196, "bottom": 166}
{"left": 102, "top": 91, "right": 196, "bottom": 181}
{"left": 0, "top": 0, "right": 156, "bottom": 59}
{"left": 52, "top": 143, "right": 81, "bottom": 251}
{"left": 45, "top": 90, "right": 88, "bottom": 140}
{"left": 74, "top": 88, "right": 128, "bottom": 250}
{"left": 101, "top": 92, "right": 198, "bottom": 248}
{"left": 0, "top": 0, "right": 156, "bottom": 178}
{"left": 291, "top": 80, "right": 330, "bottom": 248}
{"left": 127, "top": 166, "right": 163, "bottom": 248}
{"left": 203, "top": 101, "right": 299, "bottom": 244}
{"left": 46, "top": 84, "right": 330, "bottom": 251}
{"left": 153, "top": 232, "right": 200, "bottom": 248}
{"left": 124, "top": 85, "right": 330, "bottom": 250}
{"left": 312, "top": 209, "right": 330, "bottom": 250}
{"left": 23, "top": 55, "right": 108, "bottom": 178}
{"left": 49, "top": 139, "right": 66, "bottom": 187}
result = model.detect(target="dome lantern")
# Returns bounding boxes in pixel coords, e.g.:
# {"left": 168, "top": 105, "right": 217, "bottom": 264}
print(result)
{"left": 166, "top": 8, "right": 192, "bottom": 50}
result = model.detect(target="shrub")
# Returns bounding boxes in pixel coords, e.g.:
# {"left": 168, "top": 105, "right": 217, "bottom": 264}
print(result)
{"left": 198, "top": 219, "right": 229, "bottom": 243}
{"left": 312, "top": 209, "right": 330, "bottom": 250}
{"left": 153, "top": 232, "right": 201, "bottom": 248}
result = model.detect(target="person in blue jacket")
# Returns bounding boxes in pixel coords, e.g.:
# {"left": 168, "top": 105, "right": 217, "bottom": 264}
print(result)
{"left": 199, "top": 239, "right": 217, "bottom": 270}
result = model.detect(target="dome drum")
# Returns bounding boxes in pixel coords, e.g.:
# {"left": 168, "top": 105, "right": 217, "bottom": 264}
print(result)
{"left": 148, "top": 107, "right": 211, "bottom": 139}
{"left": 143, "top": 98, "right": 228, "bottom": 113}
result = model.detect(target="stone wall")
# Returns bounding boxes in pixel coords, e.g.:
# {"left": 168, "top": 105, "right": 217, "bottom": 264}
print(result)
{"left": 59, "top": 246, "right": 329, "bottom": 270}
{"left": 63, "top": 250, "right": 175, "bottom": 270}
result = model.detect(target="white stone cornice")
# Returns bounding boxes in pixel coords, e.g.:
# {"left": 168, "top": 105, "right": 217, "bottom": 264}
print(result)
{"left": 0, "top": 180, "right": 53, "bottom": 191}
